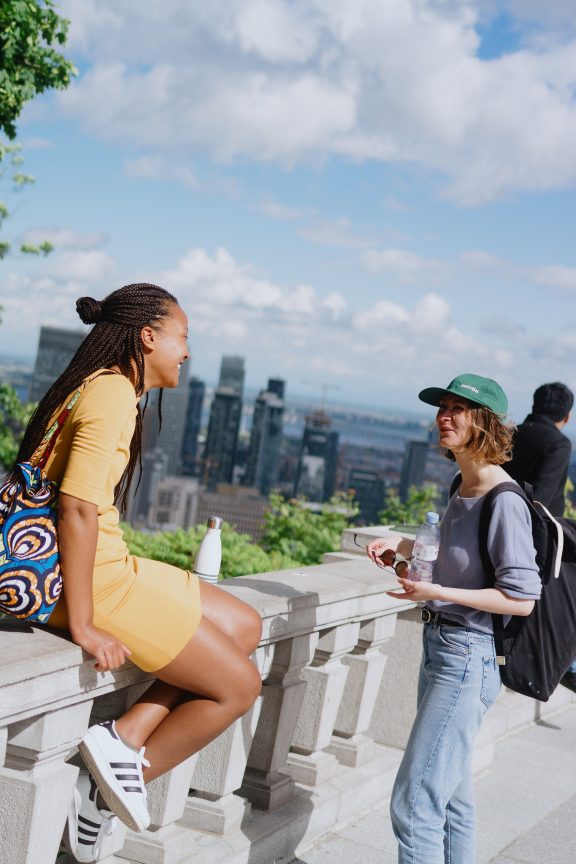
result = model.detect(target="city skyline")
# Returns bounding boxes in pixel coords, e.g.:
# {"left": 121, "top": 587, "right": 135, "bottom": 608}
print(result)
{"left": 1, "top": 2, "right": 575, "bottom": 421}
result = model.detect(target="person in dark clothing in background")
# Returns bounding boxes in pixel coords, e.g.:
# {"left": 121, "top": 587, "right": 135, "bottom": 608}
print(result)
{"left": 504, "top": 381, "right": 576, "bottom": 691}
{"left": 505, "top": 382, "right": 573, "bottom": 517}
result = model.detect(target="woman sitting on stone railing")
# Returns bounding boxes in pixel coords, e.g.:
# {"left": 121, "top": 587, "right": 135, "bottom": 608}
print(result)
{"left": 9, "top": 283, "right": 262, "bottom": 862}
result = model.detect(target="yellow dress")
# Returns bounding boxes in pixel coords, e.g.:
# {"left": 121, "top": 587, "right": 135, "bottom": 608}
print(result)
{"left": 45, "top": 370, "right": 201, "bottom": 671}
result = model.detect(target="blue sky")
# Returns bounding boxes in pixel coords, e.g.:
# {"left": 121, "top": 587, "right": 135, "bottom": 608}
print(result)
{"left": 2, "top": 0, "right": 576, "bottom": 420}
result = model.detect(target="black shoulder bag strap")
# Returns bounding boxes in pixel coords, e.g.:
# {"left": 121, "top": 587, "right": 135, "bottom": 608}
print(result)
{"left": 478, "top": 481, "right": 533, "bottom": 666}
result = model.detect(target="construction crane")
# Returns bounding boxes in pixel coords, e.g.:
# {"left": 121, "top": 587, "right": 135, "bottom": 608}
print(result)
{"left": 300, "top": 379, "right": 341, "bottom": 412}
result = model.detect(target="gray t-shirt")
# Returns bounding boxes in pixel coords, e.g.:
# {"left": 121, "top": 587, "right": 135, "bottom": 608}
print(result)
{"left": 429, "top": 488, "right": 542, "bottom": 633}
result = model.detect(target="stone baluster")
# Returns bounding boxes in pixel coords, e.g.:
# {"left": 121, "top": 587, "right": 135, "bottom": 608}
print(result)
{"left": 0, "top": 702, "right": 92, "bottom": 864}
{"left": 285, "top": 621, "right": 360, "bottom": 786}
{"left": 118, "top": 754, "right": 200, "bottom": 864}
{"left": 328, "top": 615, "right": 396, "bottom": 767}
{"left": 182, "top": 647, "right": 268, "bottom": 836}
{"left": 240, "top": 633, "right": 318, "bottom": 810}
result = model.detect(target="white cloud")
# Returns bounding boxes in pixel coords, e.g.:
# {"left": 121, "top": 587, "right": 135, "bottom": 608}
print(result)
{"left": 362, "top": 248, "right": 450, "bottom": 282}
{"left": 462, "top": 249, "right": 576, "bottom": 292}
{"left": 44, "top": 249, "right": 115, "bottom": 283}
{"left": 3, "top": 239, "right": 576, "bottom": 411}
{"left": 53, "top": 0, "right": 576, "bottom": 203}
{"left": 258, "top": 198, "right": 302, "bottom": 221}
{"left": 526, "top": 265, "right": 576, "bottom": 292}
{"left": 125, "top": 155, "right": 197, "bottom": 188}
{"left": 300, "top": 217, "right": 383, "bottom": 249}
{"left": 20, "top": 228, "right": 108, "bottom": 250}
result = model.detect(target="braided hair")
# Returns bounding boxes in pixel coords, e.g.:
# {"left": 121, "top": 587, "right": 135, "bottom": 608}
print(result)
{"left": 14, "top": 282, "right": 178, "bottom": 510}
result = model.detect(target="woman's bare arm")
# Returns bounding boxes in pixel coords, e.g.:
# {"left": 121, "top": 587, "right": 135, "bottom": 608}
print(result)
{"left": 388, "top": 579, "right": 535, "bottom": 616}
{"left": 58, "top": 492, "right": 131, "bottom": 670}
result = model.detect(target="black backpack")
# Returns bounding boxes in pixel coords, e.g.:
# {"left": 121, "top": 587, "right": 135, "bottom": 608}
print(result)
{"left": 451, "top": 477, "right": 576, "bottom": 701}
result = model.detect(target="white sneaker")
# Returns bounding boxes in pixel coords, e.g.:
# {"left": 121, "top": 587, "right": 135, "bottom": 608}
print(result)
{"left": 78, "top": 720, "right": 150, "bottom": 833}
{"left": 65, "top": 771, "right": 118, "bottom": 862}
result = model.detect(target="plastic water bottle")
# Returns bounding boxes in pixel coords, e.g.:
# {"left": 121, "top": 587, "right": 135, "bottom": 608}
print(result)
{"left": 193, "top": 516, "right": 223, "bottom": 584}
{"left": 410, "top": 512, "right": 440, "bottom": 582}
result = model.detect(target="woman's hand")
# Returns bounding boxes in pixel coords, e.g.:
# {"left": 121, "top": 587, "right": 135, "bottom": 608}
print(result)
{"left": 366, "top": 536, "right": 415, "bottom": 569}
{"left": 70, "top": 623, "right": 132, "bottom": 671}
{"left": 387, "top": 577, "right": 444, "bottom": 603}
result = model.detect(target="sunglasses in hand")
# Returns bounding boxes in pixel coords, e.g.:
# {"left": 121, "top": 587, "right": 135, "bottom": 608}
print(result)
{"left": 378, "top": 548, "right": 412, "bottom": 577}
{"left": 353, "top": 535, "right": 412, "bottom": 577}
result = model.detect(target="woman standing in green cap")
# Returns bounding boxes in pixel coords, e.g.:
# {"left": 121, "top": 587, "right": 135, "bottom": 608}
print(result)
{"left": 367, "top": 373, "right": 541, "bottom": 864}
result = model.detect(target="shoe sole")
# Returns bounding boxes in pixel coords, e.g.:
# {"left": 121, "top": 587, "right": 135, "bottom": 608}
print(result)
{"left": 78, "top": 737, "right": 149, "bottom": 833}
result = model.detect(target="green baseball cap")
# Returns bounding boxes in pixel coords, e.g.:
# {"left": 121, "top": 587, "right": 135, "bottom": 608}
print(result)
{"left": 418, "top": 373, "right": 508, "bottom": 415}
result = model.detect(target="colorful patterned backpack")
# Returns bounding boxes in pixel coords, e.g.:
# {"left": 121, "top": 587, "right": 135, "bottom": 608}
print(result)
{"left": 0, "top": 386, "right": 84, "bottom": 623}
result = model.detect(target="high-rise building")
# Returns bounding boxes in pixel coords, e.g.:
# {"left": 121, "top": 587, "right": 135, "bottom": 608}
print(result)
{"left": 244, "top": 378, "right": 285, "bottom": 496}
{"left": 218, "top": 355, "right": 245, "bottom": 395}
{"left": 348, "top": 468, "right": 385, "bottom": 525}
{"left": 203, "top": 388, "right": 242, "bottom": 489}
{"left": 30, "top": 326, "right": 84, "bottom": 402}
{"left": 142, "top": 358, "right": 190, "bottom": 476}
{"left": 125, "top": 447, "right": 169, "bottom": 527}
{"left": 181, "top": 377, "right": 205, "bottom": 476}
{"left": 399, "top": 439, "right": 429, "bottom": 502}
{"left": 149, "top": 476, "right": 200, "bottom": 530}
{"left": 196, "top": 484, "right": 268, "bottom": 542}
{"left": 294, "top": 410, "right": 339, "bottom": 502}
{"left": 202, "top": 356, "right": 245, "bottom": 489}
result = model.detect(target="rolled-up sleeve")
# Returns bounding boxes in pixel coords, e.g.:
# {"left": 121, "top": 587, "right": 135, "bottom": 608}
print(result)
{"left": 59, "top": 375, "right": 137, "bottom": 505}
{"left": 487, "top": 492, "right": 542, "bottom": 600}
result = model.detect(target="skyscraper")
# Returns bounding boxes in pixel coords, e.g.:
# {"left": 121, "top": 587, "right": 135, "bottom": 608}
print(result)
{"left": 203, "top": 388, "right": 242, "bottom": 489}
{"left": 218, "top": 355, "right": 245, "bottom": 395}
{"left": 142, "top": 358, "right": 190, "bottom": 476}
{"left": 244, "top": 378, "right": 285, "bottom": 496}
{"left": 294, "top": 410, "right": 339, "bottom": 502}
{"left": 202, "top": 356, "right": 245, "bottom": 489}
{"left": 348, "top": 468, "right": 385, "bottom": 524}
{"left": 30, "top": 326, "right": 84, "bottom": 402}
{"left": 181, "top": 377, "right": 206, "bottom": 476}
{"left": 399, "top": 439, "right": 429, "bottom": 502}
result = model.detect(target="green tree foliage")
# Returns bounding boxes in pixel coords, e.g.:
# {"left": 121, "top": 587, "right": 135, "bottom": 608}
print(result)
{"left": 564, "top": 478, "right": 576, "bottom": 519}
{"left": 0, "top": 0, "right": 77, "bottom": 140}
{"left": 378, "top": 484, "right": 439, "bottom": 528}
{"left": 0, "top": 141, "right": 55, "bottom": 258}
{"left": 121, "top": 493, "right": 358, "bottom": 578}
{"left": 0, "top": 381, "right": 36, "bottom": 468}
{"left": 121, "top": 521, "right": 299, "bottom": 580}
{"left": 0, "top": 0, "right": 76, "bottom": 258}
{"left": 261, "top": 492, "right": 358, "bottom": 566}
{"left": 0, "top": 305, "right": 37, "bottom": 467}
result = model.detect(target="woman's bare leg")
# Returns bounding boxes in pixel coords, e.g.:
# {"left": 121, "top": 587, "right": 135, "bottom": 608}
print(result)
{"left": 114, "top": 583, "right": 263, "bottom": 782}
{"left": 195, "top": 580, "right": 263, "bottom": 654}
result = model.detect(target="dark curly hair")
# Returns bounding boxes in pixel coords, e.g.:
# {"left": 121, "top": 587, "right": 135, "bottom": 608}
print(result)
{"left": 13, "top": 282, "right": 178, "bottom": 509}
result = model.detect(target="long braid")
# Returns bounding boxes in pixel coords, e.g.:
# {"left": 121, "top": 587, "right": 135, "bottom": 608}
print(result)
{"left": 14, "top": 283, "right": 178, "bottom": 511}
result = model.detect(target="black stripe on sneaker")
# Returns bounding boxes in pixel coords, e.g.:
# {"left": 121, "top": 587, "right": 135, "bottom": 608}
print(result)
{"left": 102, "top": 720, "right": 120, "bottom": 740}
{"left": 122, "top": 786, "right": 143, "bottom": 793}
{"left": 88, "top": 776, "right": 98, "bottom": 803}
{"left": 79, "top": 815, "right": 101, "bottom": 830}
{"left": 110, "top": 762, "right": 137, "bottom": 768}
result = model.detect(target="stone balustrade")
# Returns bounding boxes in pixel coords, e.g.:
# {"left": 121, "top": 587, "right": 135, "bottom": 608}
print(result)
{"left": 1, "top": 525, "right": 572, "bottom": 864}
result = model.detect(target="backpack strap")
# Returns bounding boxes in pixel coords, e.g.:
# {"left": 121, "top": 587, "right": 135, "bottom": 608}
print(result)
{"left": 478, "top": 481, "right": 534, "bottom": 667}
{"left": 33, "top": 370, "right": 121, "bottom": 469}
{"left": 449, "top": 472, "right": 462, "bottom": 499}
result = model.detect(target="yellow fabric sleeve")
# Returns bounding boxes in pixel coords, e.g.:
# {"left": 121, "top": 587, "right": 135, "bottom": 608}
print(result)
{"left": 59, "top": 374, "right": 138, "bottom": 505}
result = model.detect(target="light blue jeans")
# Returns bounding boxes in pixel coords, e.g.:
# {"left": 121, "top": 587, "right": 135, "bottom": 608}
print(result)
{"left": 390, "top": 623, "right": 501, "bottom": 864}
